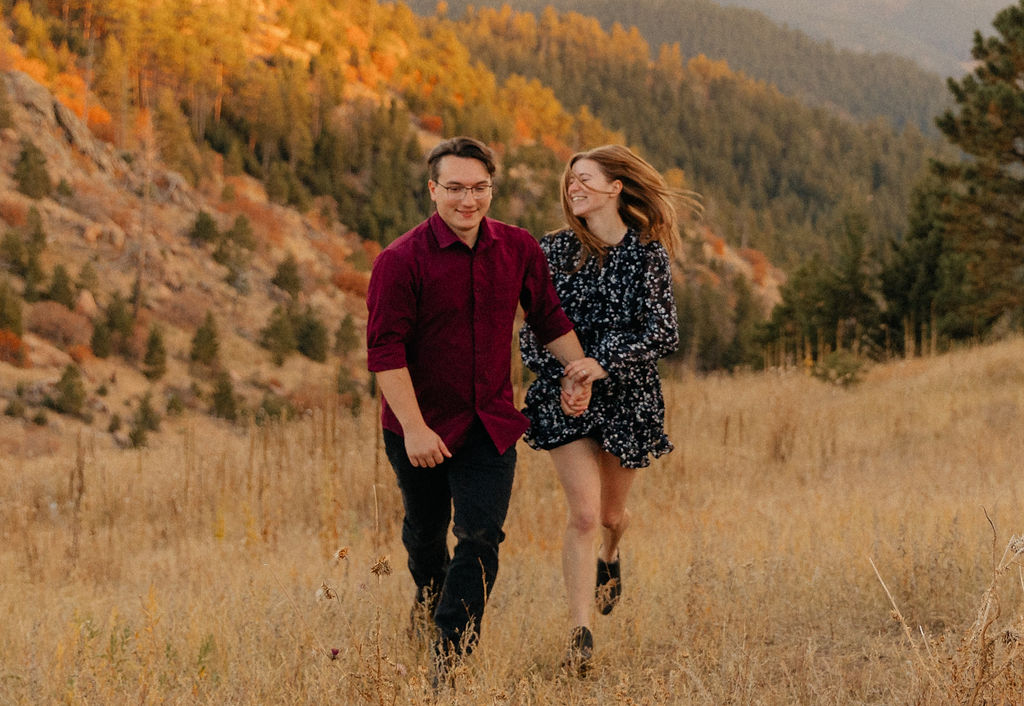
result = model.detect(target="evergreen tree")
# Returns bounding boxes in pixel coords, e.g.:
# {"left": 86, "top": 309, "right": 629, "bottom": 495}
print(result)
{"left": 260, "top": 304, "right": 297, "bottom": 366}
{"left": 211, "top": 372, "right": 238, "bottom": 421}
{"left": 271, "top": 252, "right": 302, "bottom": 298}
{"left": 14, "top": 140, "right": 52, "bottom": 199}
{"left": 46, "top": 263, "right": 75, "bottom": 309}
{"left": 129, "top": 392, "right": 161, "bottom": 448}
{"left": 52, "top": 364, "right": 86, "bottom": 416}
{"left": 295, "top": 305, "right": 329, "bottom": 362}
{"left": 21, "top": 252, "right": 44, "bottom": 302}
{"left": 0, "top": 231, "right": 25, "bottom": 275}
{"left": 91, "top": 319, "right": 112, "bottom": 358}
{"left": 190, "top": 310, "right": 220, "bottom": 366}
{"left": 188, "top": 211, "right": 219, "bottom": 244}
{"left": 931, "top": 1, "right": 1024, "bottom": 331}
{"left": 334, "top": 313, "right": 359, "bottom": 357}
{"left": 142, "top": 325, "right": 167, "bottom": 380}
{"left": 77, "top": 261, "right": 100, "bottom": 295}
{"left": 0, "top": 278, "right": 24, "bottom": 335}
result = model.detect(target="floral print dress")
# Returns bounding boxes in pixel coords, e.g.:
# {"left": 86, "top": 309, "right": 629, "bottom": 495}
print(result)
{"left": 519, "top": 228, "right": 679, "bottom": 468}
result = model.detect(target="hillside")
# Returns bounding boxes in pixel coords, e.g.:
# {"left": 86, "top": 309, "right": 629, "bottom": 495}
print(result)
{"left": 405, "top": 0, "right": 951, "bottom": 134}
{"left": 0, "top": 69, "right": 372, "bottom": 451}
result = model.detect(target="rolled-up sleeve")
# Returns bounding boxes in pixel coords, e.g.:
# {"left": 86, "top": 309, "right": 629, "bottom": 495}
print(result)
{"left": 519, "top": 237, "right": 573, "bottom": 346}
{"left": 366, "top": 249, "right": 414, "bottom": 373}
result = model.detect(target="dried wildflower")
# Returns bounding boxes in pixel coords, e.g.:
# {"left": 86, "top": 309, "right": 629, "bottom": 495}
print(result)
{"left": 370, "top": 555, "right": 392, "bottom": 576}
{"left": 316, "top": 581, "right": 337, "bottom": 601}
{"left": 329, "top": 648, "right": 340, "bottom": 660}
{"left": 333, "top": 547, "right": 350, "bottom": 563}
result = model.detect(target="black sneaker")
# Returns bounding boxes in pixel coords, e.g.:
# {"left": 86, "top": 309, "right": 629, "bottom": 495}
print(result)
{"left": 562, "top": 626, "right": 594, "bottom": 678}
{"left": 596, "top": 556, "right": 621, "bottom": 615}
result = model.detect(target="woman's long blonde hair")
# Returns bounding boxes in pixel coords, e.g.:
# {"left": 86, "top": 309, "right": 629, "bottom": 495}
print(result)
{"left": 559, "top": 144, "right": 701, "bottom": 266}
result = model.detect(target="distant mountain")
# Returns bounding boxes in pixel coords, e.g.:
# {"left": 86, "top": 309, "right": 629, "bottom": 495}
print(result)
{"left": 405, "top": 0, "right": 951, "bottom": 133}
{"left": 714, "top": 0, "right": 1010, "bottom": 78}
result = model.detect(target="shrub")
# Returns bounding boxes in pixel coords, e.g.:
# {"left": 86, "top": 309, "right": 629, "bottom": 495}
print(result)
{"left": 0, "top": 329, "right": 27, "bottom": 366}
{"left": 812, "top": 350, "right": 867, "bottom": 388}
{"left": 14, "top": 140, "right": 52, "bottom": 199}
{"left": 27, "top": 301, "right": 92, "bottom": 348}
{"left": 4, "top": 398, "right": 26, "bottom": 418}
{"left": 27, "top": 301, "right": 91, "bottom": 347}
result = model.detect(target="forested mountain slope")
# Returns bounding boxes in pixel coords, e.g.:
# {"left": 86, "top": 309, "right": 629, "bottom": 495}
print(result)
{"left": 423, "top": 6, "right": 943, "bottom": 269}
{"left": 405, "top": 0, "right": 950, "bottom": 133}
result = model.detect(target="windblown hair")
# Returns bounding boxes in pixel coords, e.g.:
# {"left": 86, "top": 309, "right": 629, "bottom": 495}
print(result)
{"left": 559, "top": 145, "right": 701, "bottom": 266}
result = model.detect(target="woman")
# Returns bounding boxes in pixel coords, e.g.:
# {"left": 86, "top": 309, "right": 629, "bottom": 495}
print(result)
{"left": 519, "top": 145, "right": 698, "bottom": 676}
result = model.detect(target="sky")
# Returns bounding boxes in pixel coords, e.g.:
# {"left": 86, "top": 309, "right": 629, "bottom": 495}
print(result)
{"left": 714, "top": 0, "right": 1012, "bottom": 76}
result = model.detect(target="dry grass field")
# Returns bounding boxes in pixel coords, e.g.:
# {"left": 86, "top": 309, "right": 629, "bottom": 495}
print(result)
{"left": 4, "top": 338, "right": 1024, "bottom": 704}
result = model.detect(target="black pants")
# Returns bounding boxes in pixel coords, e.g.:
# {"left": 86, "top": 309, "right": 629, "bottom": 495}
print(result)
{"left": 383, "top": 422, "right": 516, "bottom": 654}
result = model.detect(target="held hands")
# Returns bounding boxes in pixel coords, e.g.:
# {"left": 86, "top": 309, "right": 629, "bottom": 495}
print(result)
{"left": 564, "top": 357, "right": 608, "bottom": 385}
{"left": 404, "top": 424, "right": 452, "bottom": 468}
{"left": 560, "top": 376, "right": 591, "bottom": 416}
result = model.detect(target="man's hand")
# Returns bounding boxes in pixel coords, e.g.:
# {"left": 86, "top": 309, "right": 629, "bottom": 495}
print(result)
{"left": 560, "top": 377, "right": 591, "bottom": 417}
{"left": 564, "top": 357, "right": 608, "bottom": 385}
{"left": 404, "top": 425, "right": 452, "bottom": 468}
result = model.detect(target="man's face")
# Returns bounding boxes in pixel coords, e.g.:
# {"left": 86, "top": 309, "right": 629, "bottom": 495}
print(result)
{"left": 428, "top": 155, "right": 493, "bottom": 243}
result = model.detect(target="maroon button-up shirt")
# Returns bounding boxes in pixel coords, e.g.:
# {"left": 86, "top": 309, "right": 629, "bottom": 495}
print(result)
{"left": 367, "top": 212, "right": 573, "bottom": 454}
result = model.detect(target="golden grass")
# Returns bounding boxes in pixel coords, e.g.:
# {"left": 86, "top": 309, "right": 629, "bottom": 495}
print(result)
{"left": 4, "top": 339, "right": 1024, "bottom": 704}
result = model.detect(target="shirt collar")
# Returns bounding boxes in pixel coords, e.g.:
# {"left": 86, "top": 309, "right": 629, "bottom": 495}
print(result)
{"left": 429, "top": 212, "right": 495, "bottom": 251}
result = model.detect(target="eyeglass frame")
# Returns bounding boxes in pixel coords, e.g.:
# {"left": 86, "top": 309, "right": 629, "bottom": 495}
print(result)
{"left": 435, "top": 181, "right": 495, "bottom": 199}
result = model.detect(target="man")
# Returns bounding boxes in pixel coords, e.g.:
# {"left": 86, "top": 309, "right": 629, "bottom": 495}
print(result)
{"left": 366, "top": 136, "right": 588, "bottom": 679}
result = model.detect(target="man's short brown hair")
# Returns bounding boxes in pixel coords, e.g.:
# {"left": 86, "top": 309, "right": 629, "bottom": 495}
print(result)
{"left": 427, "top": 137, "right": 497, "bottom": 182}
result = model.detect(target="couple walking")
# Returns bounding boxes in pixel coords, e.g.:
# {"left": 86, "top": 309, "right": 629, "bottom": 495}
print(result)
{"left": 365, "top": 136, "right": 693, "bottom": 683}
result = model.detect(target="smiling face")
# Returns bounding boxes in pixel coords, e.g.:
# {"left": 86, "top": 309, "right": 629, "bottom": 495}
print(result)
{"left": 428, "top": 155, "right": 493, "bottom": 245}
{"left": 565, "top": 158, "right": 621, "bottom": 223}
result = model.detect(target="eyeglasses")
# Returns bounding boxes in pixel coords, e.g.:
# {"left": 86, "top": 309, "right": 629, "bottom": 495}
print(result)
{"left": 437, "top": 183, "right": 494, "bottom": 199}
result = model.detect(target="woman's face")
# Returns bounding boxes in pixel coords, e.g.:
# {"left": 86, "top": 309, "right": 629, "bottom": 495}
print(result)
{"left": 566, "top": 158, "right": 620, "bottom": 220}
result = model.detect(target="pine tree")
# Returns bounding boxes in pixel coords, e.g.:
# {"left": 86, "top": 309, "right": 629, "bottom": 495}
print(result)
{"left": 931, "top": 1, "right": 1024, "bottom": 330}
{"left": 260, "top": 304, "right": 297, "bottom": 366}
{"left": 271, "top": 252, "right": 302, "bottom": 298}
{"left": 52, "top": 364, "right": 86, "bottom": 416}
{"left": 211, "top": 372, "right": 238, "bottom": 421}
{"left": 190, "top": 310, "right": 220, "bottom": 366}
{"left": 14, "top": 140, "right": 52, "bottom": 199}
{"left": 295, "top": 306, "right": 329, "bottom": 362}
{"left": 46, "top": 263, "right": 75, "bottom": 309}
{"left": 91, "top": 319, "right": 112, "bottom": 358}
{"left": 188, "top": 211, "right": 219, "bottom": 244}
{"left": 334, "top": 313, "right": 359, "bottom": 357}
{"left": 0, "top": 278, "right": 24, "bottom": 335}
{"left": 77, "top": 261, "right": 100, "bottom": 295}
{"left": 143, "top": 325, "right": 167, "bottom": 380}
